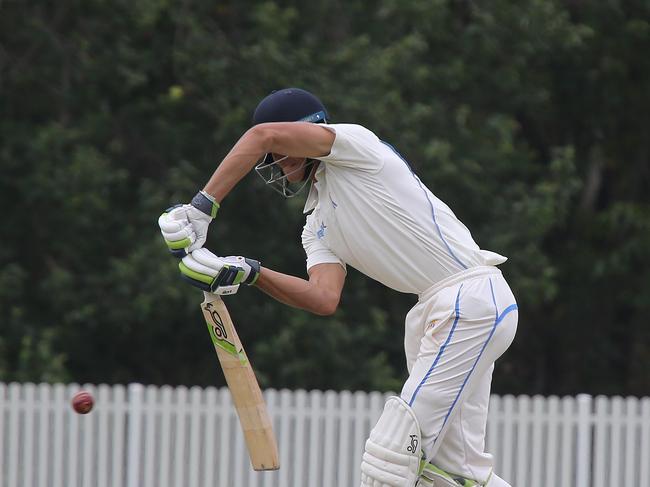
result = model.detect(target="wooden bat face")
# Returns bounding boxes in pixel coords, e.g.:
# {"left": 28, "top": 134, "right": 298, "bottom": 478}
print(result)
{"left": 201, "top": 292, "right": 280, "bottom": 471}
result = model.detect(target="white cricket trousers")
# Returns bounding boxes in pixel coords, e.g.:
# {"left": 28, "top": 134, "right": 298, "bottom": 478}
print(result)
{"left": 400, "top": 266, "right": 518, "bottom": 485}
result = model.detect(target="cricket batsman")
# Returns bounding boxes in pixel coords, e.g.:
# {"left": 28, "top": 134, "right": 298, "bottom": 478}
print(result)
{"left": 158, "top": 88, "right": 518, "bottom": 486}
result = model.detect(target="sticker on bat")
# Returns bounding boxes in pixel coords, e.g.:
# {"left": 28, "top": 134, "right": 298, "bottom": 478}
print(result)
{"left": 204, "top": 302, "right": 228, "bottom": 340}
{"left": 203, "top": 301, "right": 248, "bottom": 364}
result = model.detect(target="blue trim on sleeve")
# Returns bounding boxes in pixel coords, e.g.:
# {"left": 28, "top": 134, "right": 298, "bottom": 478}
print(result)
{"left": 408, "top": 284, "right": 463, "bottom": 407}
{"left": 380, "top": 140, "right": 467, "bottom": 270}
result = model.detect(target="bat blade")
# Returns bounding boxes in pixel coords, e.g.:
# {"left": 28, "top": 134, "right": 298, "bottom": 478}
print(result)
{"left": 201, "top": 292, "right": 280, "bottom": 471}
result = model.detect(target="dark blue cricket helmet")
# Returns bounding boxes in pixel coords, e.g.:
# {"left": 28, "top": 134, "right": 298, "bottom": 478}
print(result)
{"left": 252, "top": 88, "right": 327, "bottom": 198}
{"left": 253, "top": 88, "right": 328, "bottom": 125}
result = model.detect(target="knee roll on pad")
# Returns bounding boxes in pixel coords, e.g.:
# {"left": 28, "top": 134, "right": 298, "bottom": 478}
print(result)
{"left": 360, "top": 396, "right": 422, "bottom": 487}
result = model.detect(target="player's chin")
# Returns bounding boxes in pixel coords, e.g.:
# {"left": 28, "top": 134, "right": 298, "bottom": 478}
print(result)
{"left": 286, "top": 169, "right": 306, "bottom": 183}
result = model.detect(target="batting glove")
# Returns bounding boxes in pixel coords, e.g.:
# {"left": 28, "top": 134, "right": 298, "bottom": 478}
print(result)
{"left": 158, "top": 204, "right": 195, "bottom": 257}
{"left": 179, "top": 248, "right": 261, "bottom": 294}
{"left": 158, "top": 191, "right": 220, "bottom": 257}
{"left": 186, "top": 190, "right": 219, "bottom": 251}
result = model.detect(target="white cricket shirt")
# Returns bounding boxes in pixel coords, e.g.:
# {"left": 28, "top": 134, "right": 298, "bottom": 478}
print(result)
{"left": 301, "top": 123, "right": 507, "bottom": 295}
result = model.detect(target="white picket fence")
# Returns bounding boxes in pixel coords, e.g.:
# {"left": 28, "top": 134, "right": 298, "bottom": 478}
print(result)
{"left": 1, "top": 383, "right": 649, "bottom": 487}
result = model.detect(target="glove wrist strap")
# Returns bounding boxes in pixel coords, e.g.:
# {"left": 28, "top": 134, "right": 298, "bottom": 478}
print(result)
{"left": 191, "top": 191, "right": 220, "bottom": 218}
{"left": 244, "top": 258, "right": 261, "bottom": 285}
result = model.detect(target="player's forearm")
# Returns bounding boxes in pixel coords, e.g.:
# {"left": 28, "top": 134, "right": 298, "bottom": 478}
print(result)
{"left": 202, "top": 122, "right": 333, "bottom": 203}
{"left": 203, "top": 127, "right": 269, "bottom": 202}
{"left": 254, "top": 267, "right": 339, "bottom": 316}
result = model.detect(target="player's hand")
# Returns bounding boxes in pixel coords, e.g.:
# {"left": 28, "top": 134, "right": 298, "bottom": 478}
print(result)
{"left": 185, "top": 191, "right": 219, "bottom": 251}
{"left": 179, "top": 248, "right": 261, "bottom": 294}
{"left": 158, "top": 204, "right": 195, "bottom": 257}
{"left": 157, "top": 191, "right": 219, "bottom": 256}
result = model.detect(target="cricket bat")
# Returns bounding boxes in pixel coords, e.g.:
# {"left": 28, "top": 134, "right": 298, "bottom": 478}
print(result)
{"left": 200, "top": 291, "right": 280, "bottom": 471}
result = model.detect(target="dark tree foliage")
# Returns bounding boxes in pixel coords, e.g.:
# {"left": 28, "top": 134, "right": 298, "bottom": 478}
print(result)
{"left": 1, "top": 0, "right": 648, "bottom": 395}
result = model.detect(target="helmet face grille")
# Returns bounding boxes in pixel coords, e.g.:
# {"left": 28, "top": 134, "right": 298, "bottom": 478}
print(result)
{"left": 254, "top": 156, "right": 317, "bottom": 198}
{"left": 252, "top": 88, "right": 326, "bottom": 198}
{"left": 253, "top": 88, "right": 328, "bottom": 124}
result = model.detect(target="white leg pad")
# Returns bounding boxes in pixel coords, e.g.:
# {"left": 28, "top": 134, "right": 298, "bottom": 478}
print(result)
{"left": 360, "top": 396, "right": 422, "bottom": 487}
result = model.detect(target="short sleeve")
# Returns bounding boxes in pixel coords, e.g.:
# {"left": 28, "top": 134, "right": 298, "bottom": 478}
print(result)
{"left": 317, "top": 124, "right": 385, "bottom": 172}
{"left": 301, "top": 213, "right": 346, "bottom": 272}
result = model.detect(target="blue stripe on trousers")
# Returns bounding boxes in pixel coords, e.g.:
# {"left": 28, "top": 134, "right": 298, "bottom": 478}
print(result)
{"left": 408, "top": 284, "right": 464, "bottom": 407}
{"left": 431, "top": 278, "right": 518, "bottom": 448}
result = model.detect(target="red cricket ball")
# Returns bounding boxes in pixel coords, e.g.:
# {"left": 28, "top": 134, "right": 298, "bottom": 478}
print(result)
{"left": 71, "top": 390, "right": 94, "bottom": 414}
